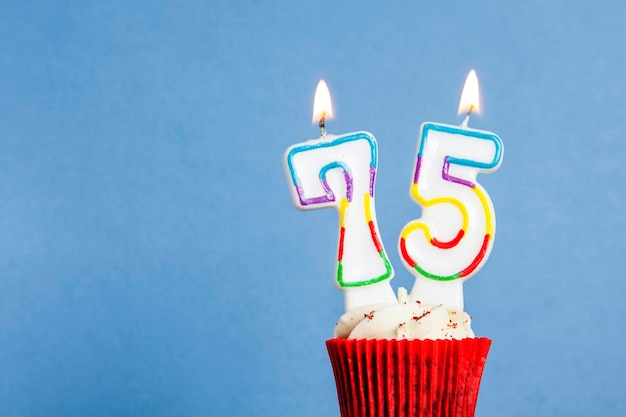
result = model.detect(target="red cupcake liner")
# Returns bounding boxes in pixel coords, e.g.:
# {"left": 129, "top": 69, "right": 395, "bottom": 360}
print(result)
{"left": 326, "top": 338, "right": 491, "bottom": 417}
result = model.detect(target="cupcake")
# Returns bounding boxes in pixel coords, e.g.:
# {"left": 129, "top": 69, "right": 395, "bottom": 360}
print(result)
{"left": 281, "top": 75, "right": 500, "bottom": 417}
{"left": 326, "top": 288, "right": 490, "bottom": 417}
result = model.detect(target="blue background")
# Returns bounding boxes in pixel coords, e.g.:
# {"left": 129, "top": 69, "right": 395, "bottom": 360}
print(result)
{"left": 1, "top": 1, "right": 624, "bottom": 416}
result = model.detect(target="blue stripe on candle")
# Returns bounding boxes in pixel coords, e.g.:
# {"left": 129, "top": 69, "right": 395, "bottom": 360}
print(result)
{"left": 286, "top": 131, "right": 377, "bottom": 192}
{"left": 416, "top": 122, "right": 503, "bottom": 172}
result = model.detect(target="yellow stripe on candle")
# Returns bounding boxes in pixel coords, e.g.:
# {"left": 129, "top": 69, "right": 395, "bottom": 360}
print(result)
{"left": 472, "top": 186, "right": 494, "bottom": 235}
{"left": 409, "top": 183, "right": 469, "bottom": 233}
{"left": 338, "top": 197, "right": 349, "bottom": 228}
{"left": 363, "top": 192, "right": 373, "bottom": 223}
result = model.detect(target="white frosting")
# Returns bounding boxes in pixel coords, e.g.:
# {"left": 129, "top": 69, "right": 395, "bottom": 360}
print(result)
{"left": 333, "top": 287, "right": 474, "bottom": 340}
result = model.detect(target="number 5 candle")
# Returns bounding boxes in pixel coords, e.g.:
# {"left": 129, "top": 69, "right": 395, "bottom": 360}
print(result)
{"left": 284, "top": 80, "right": 396, "bottom": 311}
{"left": 399, "top": 70, "right": 504, "bottom": 311}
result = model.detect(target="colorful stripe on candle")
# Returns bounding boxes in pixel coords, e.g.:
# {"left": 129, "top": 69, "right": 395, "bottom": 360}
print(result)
{"left": 399, "top": 183, "right": 493, "bottom": 280}
{"left": 336, "top": 191, "right": 392, "bottom": 287}
{"left": 286, "top": 133, "right": 377, "bottom": 207}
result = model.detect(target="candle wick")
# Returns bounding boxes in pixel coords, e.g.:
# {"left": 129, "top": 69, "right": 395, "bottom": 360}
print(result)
{"left": 461, "top": 104, "right": 474, "bottom": 128}
{"left": 319, "top": 112, "right": 327, "bottom": 136}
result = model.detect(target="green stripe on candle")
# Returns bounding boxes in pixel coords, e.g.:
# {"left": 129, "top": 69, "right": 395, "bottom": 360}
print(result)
{"left": 413, "top": 263, "right": 461, "bottom": 282}
{"left": 336, "top": 251, "right": 392, "bottom": 288}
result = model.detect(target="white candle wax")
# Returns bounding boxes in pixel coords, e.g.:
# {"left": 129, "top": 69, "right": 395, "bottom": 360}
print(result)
{"left": 284, "top": 131, "right": 396, "bottom": 311}
{"left": 284, "top": 81, "right": 396, "bottom": 311}
{"left": 399, "top": 71, "right": 503, "bottom": 311}
{"left": 399, "top": 122, "right": 503, "bottom": 310}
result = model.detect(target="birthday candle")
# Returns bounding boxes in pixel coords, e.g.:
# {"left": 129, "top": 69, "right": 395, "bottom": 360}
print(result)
{"left": 399, "top": 70, "right": 503, "bottom": 311}
{"left": 284, "top": 81, "right": 396, "bottom": 311}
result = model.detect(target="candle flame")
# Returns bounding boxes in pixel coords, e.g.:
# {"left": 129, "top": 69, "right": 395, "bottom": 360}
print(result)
{"left": 457, "top": 69, "right": 480, "bottom": 116}
{"left": 312, "top": 80, "right": 334, "bottom": 124}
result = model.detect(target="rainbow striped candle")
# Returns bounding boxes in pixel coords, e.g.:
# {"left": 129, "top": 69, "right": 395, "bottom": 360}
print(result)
{"left": 283, "top": 81, "right": 395, "bottom": 311}
{"left": 399, "top": 70, "right": 503, "bottom": 311}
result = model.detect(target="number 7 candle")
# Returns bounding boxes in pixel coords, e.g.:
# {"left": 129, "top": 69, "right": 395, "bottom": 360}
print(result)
{"left": 399, "top": 70, "right": 504, "bottom": 311}
{"left": 284, "top": 80, "right": 396, "bottom": 311}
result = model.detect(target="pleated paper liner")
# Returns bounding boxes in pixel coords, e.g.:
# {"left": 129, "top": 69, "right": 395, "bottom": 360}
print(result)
{"left": 326, "top": 337, "right": 491, "bottom": 417}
